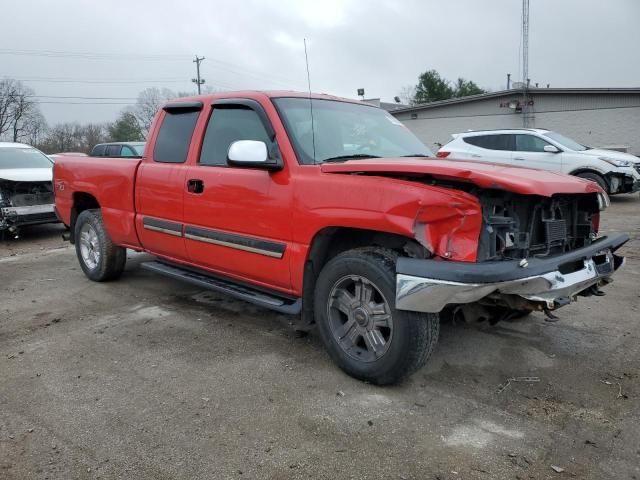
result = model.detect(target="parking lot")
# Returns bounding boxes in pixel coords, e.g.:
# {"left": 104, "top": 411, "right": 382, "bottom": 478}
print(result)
{"left": 0, "top": 196, "right": 638, "bottom": 480}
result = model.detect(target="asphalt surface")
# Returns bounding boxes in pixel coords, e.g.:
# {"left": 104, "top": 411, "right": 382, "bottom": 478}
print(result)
{"left": 1, "top": 196, "right": 639, "bottom": 480}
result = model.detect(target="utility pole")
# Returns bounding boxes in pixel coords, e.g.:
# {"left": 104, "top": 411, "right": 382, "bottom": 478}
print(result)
{"left": 521, "top": 0, "right": 532, "bottom": 127}
{"left": 192, "top": 55, "right": 205, "bottom": 94}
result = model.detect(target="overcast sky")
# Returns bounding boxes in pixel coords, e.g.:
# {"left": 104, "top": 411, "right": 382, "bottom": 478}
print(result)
{"left": 1, "top": 0, "right": 638, "bottom": 125}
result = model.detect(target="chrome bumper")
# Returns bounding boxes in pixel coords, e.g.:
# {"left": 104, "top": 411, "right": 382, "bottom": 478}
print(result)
{"left": 396, "top": 234, "right": 628, "bottom": 313}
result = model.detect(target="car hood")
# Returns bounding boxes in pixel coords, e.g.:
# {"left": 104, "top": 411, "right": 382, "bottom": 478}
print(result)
{"left": 321, "top": 158, "right": 602, "bottom": 196}
{"left": 576, "top": 148, "right": 640, "bottom": 163}
{"left": 0, "top": 168, "right": 53, "bottom": 182}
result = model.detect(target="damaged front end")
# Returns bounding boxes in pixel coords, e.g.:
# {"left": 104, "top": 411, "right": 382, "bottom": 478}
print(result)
{"left": 397, "top": 190, "right": 627, "bottom": 319}
{"left": 0, "top": 180, "right": 58, "bottom": 236}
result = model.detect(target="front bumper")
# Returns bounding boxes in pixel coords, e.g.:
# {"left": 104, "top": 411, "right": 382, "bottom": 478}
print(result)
{"left": 0, "top": 203, "right": 58, "bottom": 230}
{"left": 396, "top": 234, "right": 629, "bottom": 313}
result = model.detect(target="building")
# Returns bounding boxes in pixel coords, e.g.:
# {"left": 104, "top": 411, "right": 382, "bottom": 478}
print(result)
{"left": 391, "top": 88, "right": 640, "bottom": 155}
{"left": 362, "top": 98, "right": 407, "bottom": 112}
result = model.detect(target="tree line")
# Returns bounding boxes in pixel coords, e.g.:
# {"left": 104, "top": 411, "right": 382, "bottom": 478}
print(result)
{"left": 0, "top": 79, "right": 192, "bottom": 154}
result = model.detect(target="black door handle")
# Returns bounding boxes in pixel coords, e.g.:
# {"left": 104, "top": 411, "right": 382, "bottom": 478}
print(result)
{"left": 187, "top": 179, "right": 204, "bottom": 194}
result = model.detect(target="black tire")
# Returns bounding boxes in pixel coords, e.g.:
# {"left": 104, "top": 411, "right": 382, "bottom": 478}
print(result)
{"left": 576, "top": 172, "right": 609, "bottom": 193}
{"left": 74, "top": 209, "right": 126, "bottom": 282}
{"left": 314, "top": 248, "right": 439, "bottom": 385}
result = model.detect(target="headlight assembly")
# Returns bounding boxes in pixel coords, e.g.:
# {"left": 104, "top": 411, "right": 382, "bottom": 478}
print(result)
{"left": 599, "top": 156, "right": 633, "bottom": 168}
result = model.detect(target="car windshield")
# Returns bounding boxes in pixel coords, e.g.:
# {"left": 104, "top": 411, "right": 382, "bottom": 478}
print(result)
{"left": 132, "top": 143, "right": 146, "bottom": 155}
{"left": 0, "top": 147, "right": 53, "bottom": 169}
{"left": 542, "top": 131, "right": 588, "bottom": 151}
{"left": 273, "top": 98, "right": 433, "bottom": 164}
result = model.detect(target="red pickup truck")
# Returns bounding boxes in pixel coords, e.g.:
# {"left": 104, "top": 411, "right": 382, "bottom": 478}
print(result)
{"left": 54, "top": 91, "right": 627, "bottom": 384}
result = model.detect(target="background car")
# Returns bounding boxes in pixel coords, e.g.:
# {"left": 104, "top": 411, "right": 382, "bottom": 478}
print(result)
{"left": 0, "top": 142, "right": 58, "bottom": 237}
{"left": 437, "top": 128, "right": 640, "bottom": 195}
{"left": 90, "top": 142, "right": 145, "bottom": 157}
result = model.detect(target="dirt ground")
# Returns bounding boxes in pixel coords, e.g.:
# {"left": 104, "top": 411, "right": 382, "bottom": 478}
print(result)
{"left": 1, "top": 195, "right": 639, "bottom": 480}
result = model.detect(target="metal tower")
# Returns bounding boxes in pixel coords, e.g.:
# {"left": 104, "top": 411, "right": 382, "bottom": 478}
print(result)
{"left": 521, "top": 0, "right": 533, "bottom": 127}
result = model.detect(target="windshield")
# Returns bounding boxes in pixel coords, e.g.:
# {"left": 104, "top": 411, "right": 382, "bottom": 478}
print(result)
{"left": 0, "top": 147, "right": 53, "bottom": 169}
{"left": 132, "top": 143, "right": 146, "bottom": 155}
{"left": 542, "top": 131, "right": 587, "bottom": 151}
{"left": 273, "top": 98, "right": 433, "bottom": 164}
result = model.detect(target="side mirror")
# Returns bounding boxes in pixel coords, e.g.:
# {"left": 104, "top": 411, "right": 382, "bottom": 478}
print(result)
{"left": 227, "top": 140, "right": 282, "bottom": 170}
{"left": 543, "top": 144, "right": 560, "bottom": 153}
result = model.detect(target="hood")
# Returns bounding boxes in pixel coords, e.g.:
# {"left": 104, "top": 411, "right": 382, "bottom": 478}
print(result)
{"left": 0, "top": 168, "right": 53, "bottom": 182}
{"left": 577, "top": 148, "right": 640, "bottom": 163}
{"left": 321, "top": 158, "right": 602, "bottom": 197}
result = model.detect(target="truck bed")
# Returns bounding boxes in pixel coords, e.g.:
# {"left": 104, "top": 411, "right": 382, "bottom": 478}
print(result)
{"left": 53, "top": 155, "right": 143, "bottom": 248}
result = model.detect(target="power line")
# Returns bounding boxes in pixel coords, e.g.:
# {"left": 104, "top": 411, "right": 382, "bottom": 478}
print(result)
{"left": 0, "top": 48, "right": 189, "bottom": 61}
{"left": 28, "top": 95, "right": 138, "bottom": 100}
{"left": 3, "top": 76, "right": 188, "bottom": 85}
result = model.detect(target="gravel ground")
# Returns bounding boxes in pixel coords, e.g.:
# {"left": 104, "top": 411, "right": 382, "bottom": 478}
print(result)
{"left": 1, "top": 195, "right": 639, "bottom": 480}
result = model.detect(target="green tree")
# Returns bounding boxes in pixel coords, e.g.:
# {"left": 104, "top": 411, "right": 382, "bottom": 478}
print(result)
{"left": 453, "top": 78, "right": 485, "bottom": 98}
{"left": 414, "top": 70, "right": 454, "bottom": 104}
{"left": 412, "top": 70, "right": 487, "bottom": 104}
{"left": 108, "top": 111, "right": 143, "bottom": 141}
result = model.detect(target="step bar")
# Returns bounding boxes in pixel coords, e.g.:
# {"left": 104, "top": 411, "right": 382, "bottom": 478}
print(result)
{"left": 141, "top": 261, "right": 302, "bottom": 315}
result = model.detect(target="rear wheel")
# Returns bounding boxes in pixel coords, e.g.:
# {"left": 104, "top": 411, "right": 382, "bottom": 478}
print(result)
{"left": 74, "top": 209, "right": 126, "bottom": 281}
{"left": 314, "top": 248, "right": 439, "bottom": 385}
{"left": 576, "top": 172, "right": 609, "bottom": 193}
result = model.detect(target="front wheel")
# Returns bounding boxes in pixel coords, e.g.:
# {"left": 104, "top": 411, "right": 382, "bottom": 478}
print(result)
{"left": 314, "top": 248, "right": 439, "bottom": 385}
{"left": 575, "top": 172, "right": 609, "bottom": 194}
{"left": 74, "top": 209, "right": 126, "bottom": 282}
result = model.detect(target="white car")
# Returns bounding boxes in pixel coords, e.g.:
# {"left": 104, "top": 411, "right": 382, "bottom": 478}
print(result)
{"left": 0, "top": 142, "right": 58, "bottom": 237}
{"left": 437, "top": 129, "right": 640, "bottom": 195}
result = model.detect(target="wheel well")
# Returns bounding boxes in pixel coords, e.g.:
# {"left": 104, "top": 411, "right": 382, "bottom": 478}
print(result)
{"left": 300, "top": 227, "right": 427, "bottom": 328}
{"left": 570, "top": 169, "right": 609, "bottom": 186}
{"left": 69, "top": 192, "right": 100, "bottom": 243}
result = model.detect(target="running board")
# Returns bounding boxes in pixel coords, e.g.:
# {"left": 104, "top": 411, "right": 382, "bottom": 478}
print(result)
{"left": 141, "top": 261, "right": 302, "bottom": 315}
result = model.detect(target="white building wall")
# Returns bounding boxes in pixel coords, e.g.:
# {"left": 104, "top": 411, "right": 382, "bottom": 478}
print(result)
{"left": 393, "top": 92, "right": 640, "bottom": 155}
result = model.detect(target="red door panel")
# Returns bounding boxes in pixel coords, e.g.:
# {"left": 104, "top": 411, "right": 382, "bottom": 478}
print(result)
{"left": 182, "top": 166, "right": 293, "bottom": 291}
{"left": 135, "top": 162, "right": 187, "bottom": 260}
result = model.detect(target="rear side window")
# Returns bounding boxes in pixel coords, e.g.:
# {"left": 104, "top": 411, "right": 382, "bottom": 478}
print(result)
{"left": 464, "top": 134, "right": 514, "bottom": 151}
{"left": 515, "top": 134, "right": 552, "bottom": 152}
{"left": 120, "top": 146, "right": 135, "bottom": 157}
{"left": 199, "top": 106, "right": 271, "bottom": 166}
{"left": 153, "top": 110, "right": 200, "bottom": 163}
{"left": 91, "top": 145, "right": 106, "bottom": 156}
{"left": 106, "top": 145, "right": 122, "bottom": 156}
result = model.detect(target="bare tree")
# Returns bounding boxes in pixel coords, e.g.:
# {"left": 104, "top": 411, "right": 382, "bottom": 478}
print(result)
{"left": 0, "top": 78, "right": 45, "bottom": 143}
{"left": 133, "top": 87, "right": 176, "bottom": 136}
{"left": 0, "top": 79, "right": 19, "bottom": 138}
{"left": 397, "top": 85, "right": 418, "bottom": 106}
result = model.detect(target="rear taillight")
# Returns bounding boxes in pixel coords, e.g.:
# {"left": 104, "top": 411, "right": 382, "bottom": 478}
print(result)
{"left": 436, "top": 151, "right": 450, "bottom": 158}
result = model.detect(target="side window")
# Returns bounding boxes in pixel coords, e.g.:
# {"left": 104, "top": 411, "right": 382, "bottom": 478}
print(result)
{"left": 120, "top": 146, "right": 135, "bottom": 157}
{"left": 199, "top": 106, "right": 271, "bottom": 166}
{"left": 153, "top": 110, "right": 200, "bottom": 163}
{"left": 105, "top": 145, "right": 122, "bottom": 156}
{"left": 464, "top": 134, "right": 513, "bottom": 151}
{"left": 91, "top": 145, "right": 106, "bottom": 156}
{"left": 515, "top": 134, "right": 551, "bottom": 152}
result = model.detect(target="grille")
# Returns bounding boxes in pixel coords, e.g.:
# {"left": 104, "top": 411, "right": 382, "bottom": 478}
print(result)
{"left": 544, "top": 219, "right": 567, "bottom": 244}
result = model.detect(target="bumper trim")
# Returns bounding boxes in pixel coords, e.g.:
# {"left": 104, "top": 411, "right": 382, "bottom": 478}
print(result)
{"left": 1, "top": 204, "right": 56, "bottom": 216}
{"left": 396, "top": 234, "right": 628, "bottom": 313}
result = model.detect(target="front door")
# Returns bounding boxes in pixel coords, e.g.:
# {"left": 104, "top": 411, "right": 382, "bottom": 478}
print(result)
{"left": 182, "top": 100, "right": 293, "bottom": 291}
{"left": 512, "top": 134, "right": 562, "bottom": 171}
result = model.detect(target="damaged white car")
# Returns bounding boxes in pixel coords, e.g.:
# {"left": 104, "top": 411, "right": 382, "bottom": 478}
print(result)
{"left": 0, "top": 142, "right": 58, "bottom": 237}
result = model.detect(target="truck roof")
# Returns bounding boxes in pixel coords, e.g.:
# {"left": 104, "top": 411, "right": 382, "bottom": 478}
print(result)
{"left": 166, "top": 90, "right": 367, "bottom": 107}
